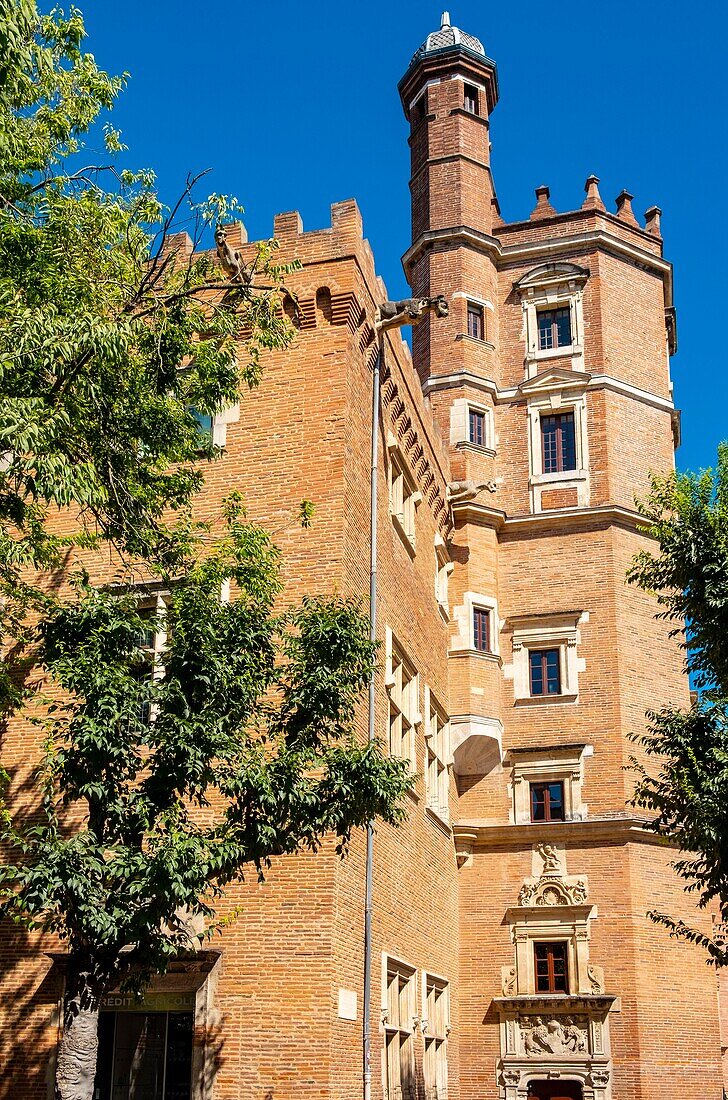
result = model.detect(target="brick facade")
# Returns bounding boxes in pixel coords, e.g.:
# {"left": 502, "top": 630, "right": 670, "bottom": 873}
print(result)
{"left": 0, "top": 13, "right": 721, "bottom": 1100}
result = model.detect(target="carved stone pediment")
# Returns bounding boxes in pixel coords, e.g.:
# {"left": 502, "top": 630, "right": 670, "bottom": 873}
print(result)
{"left": 518, "top": 874, "right": 588, "bottom": 908}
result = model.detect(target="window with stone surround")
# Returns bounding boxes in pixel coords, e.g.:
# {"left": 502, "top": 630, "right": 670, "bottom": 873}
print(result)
{"left": 434, "top": 533, "right": 453, "bottom": 620}
{"left": 423, "top": 973, "right": 450, "bottom": 1100}
{"left": 385, "top": 629, "right": 420, "bottom": 770}
{"left": 450, "top": 591, "right": 501, "bottom": 659}
{"left": 382, "top": 957, "right": 417, "bottom": 1100}
{"left": 507, "top": 612, "right": 584, "bottom": 705}
{"left": 133, "top": 592, "right": 169, "bottom": 725}
{"left": 388, "top": 437, "right": 421, "bottom": 554}
{"left": 473, "top": 607, "right": 492, "bottom": 653}
{"left": 425, "top": 687, "right": 450, "bottom": 823}
{"left": 514, "top": 262, "right": 589, "bottom": 377}
{"left": 449, "top": 398, "right": 494, "bottom": 453}
{"left": 506, "top": 744, "right": 591, "bottom": 825}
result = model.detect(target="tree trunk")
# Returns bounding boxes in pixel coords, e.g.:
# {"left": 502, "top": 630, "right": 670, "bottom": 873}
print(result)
{"left": 55, "top": 952, "right": 106, "bottom": 1100}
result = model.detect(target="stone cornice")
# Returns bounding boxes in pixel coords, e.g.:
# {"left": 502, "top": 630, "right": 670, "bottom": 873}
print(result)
{"left": 402, "top": 224, "right": 673, "bottom": 310}
{"left": 422, "top": 368, "right": 674, "bottom": 414}
{"left": 452, "top": 815, "right": 670, "bottom": 848}
{"left": 501, "top": 505, "right": 648, "bottom": 535}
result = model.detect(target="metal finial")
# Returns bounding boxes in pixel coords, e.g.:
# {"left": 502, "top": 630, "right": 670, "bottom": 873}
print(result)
{"left": 441, "top": 11, "right": 451, "bottom": 28}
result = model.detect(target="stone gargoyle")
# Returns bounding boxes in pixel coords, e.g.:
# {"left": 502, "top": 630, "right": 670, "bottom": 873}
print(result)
{"left": 447, "top": 479, "right": 497, "bottom": 505}
{"left": 375, "top": 295, "right": 448, "bottom": 333}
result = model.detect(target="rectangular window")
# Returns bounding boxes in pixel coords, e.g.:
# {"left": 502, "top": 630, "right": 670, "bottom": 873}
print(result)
{"left": 390, "top": 451, "right": 418, "bottom": 547}
{"left": 537, "top": 306, "right": 572, "bottom": 350}
{"left": 534, "top": 942, "right": 569, "bottom": 993}
{"left": 188, "top": 407, "right": 213, "bottom": 441}
{"left": 473, "top": 607, "right": 491, "bottom": 653}
{"left": 464, "top": 83, "right": 479, "bottom": 114}
{"left": 426, "top": 695, "right": 449, "bottom": 821}
{"left": 468, "top": 408, "right": 486, "bottom": 447}
{"left": 467, "top": 302, "right": 484, "bottom": 340}
{"left": 134, "top": 600, "right": 167, "bottom": 724}
{"left": 529, "top": 648, "right": 561, "bottom": 696}
{"left": 540, "top": 412, "right": 577, "bottom": 474}
{"left": 530, "top": 781, "right": 565, "bottom": 822}
{"left": 423, "top": 976, "right": 449, "bottom": 1100}
{"left": 94, "top": 1011, "right": 193, "bottom": 1100}
{"left": 384, "top": 962, "right": 417, "bottom": 1100}
{"left": 388, "top": 644, "right": 417, "bottom": 766}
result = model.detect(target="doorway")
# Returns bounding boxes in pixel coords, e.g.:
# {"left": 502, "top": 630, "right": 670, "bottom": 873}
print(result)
{"left": 527, "top": 1082, "right": 583, "bottom": 1100}
{"left": 93, "top": 1011, "right": 193, "bottom": 1100}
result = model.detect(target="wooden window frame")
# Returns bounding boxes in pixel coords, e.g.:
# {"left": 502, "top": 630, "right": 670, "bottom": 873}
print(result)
{"left": 423, "top": 974, "right": 450, "bottom": 1100}
{"left": 383, "top": 959, "right": 417, "bottom": 1100}
{"left": 425, "top": 690, "right": 450, "bottom": 823}
{"left": 540, "top": 411, "right": 577, "bottom": 475}
{"left": 530, "top": 780, "right": 566, "bottom": 823}
{"left": 466, "top": 301, "right": 484, "bottom": 341}
{"left": 528, "top": 648, "right": 561, "bottom": 697}
{"left": 536, "top": 305, "right": 572, "bottom": 351}
{"left": 468, "top": 407, "right": 486, "bottom": 447}
{"left": 534, "top": 941, "right": 569, "bottom": 994}
{"left": 473, "top": 607, "right": 491, "bottom": 654}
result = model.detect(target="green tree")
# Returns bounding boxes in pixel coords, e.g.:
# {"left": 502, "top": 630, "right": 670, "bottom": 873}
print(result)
{"left": 1, "top": 499, "right": 411, "bottom": 1100}
{"left": 0, "top": 6, "right": 413, "bottom": 1099}
{"left": 628, "top": 442, "right": 728, "bottom": 962}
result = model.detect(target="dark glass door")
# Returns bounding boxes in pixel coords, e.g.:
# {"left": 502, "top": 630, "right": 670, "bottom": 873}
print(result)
{"left": 527, "top": 1082, "right": 583, "bottom": 1100}
{"left": 93, "top": 1012, "right": 193, "bottom": 1100}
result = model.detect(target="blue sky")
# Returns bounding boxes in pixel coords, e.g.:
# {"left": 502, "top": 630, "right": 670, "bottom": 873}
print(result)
{"left": 81, "top": 0, "right": 726, "bottom": 475}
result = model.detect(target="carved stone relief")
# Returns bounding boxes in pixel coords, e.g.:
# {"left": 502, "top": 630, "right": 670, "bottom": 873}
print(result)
{"left": 520, "top": 1015, "right": 588, "bottom": 1056}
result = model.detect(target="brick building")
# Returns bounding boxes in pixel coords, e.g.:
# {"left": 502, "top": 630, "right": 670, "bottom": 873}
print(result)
{"left": 1, "top": 12, "right": 723, "bottom": 1100}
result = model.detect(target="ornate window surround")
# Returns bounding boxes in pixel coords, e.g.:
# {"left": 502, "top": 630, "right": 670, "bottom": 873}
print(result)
{"left": 495, "top": 844, "right": 615, "bottom": 1100}
{"left": 506, "top": 744, "right": 593, "bottom": 824}
{"left": 515, "top": 263, "right": 589, "bottom": 378}
{"left": 384, "top": 627, "right": 421, "bottom": 771}
{"left": 521, "top": 368, "right": 591, "bottom": 513}
{"left": 505, "top": 611, "right": 586, "bottom": 706}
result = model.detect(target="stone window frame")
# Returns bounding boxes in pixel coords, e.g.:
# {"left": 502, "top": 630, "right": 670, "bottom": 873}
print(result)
{"left": 523, "top": 371, "right": 590, "bottom": 513}
{"left": 506, "top": 611, "right": 586, "bottom": 706}
{"left": 506, "top": 744, "right": 593, "bottom": 825}
{"left": 449, "top": 396, "right": 495, "bottom": 456}
{"left": 380, "top": 953, "right": 418, "bottom": 1100}
{"left": 450, "top": 591, "right": 501, "bottom": 662}
{"left": 434, "top": 532, "right": 453, "bottom": 622}
{"left": 384, "top": 627, "right": 421, "bottom": 771}
{"left": 387, "top": 433, "right": 422, "bottom": 556}
{"left": 424, "top": 684, "right": 451, "bottom": 825}
{"left": 451, "top": 290, "right": 496, "bottom": 351}
{"left": 421, "top": 970, "right": 451, "bottom": 1100}
{"left": 515, "top": 262, "right": 589, "bottom": 378}
{"left": 507, "top": 904, "right": 596, "bottom": 998}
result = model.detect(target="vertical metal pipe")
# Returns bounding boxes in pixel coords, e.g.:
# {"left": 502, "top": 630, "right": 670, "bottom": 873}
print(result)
{"left": 363, "top": 337, "right": 382, "bottom": 1100}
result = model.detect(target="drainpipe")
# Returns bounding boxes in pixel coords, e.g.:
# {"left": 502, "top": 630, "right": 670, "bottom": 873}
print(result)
{"left": 362, "top": 333, "right": 382, "bottom": 1100}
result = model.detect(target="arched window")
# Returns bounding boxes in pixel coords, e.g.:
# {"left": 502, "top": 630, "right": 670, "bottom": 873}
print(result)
{"left": 316, "top": 287, "right": 333, "bottom": 325}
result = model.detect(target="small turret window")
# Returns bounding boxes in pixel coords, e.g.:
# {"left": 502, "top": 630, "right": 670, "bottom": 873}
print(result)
{"left": 464, "top": 83, "right": 479, "bottom": 115}
{"left": 467, "top": 301, "right": 484, "bottom": 340}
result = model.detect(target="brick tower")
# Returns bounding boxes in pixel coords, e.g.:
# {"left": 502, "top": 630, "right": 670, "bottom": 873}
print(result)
{"left": 398, "top": 12, "right": 721, "bottom": 1100}
{"left": 0, "top": 13, "right": 724, "bottom": 1100}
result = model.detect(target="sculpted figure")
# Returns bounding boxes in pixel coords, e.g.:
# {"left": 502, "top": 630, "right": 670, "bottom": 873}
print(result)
{"left": 215, "top": 226, "right": 251, "bottom": 286}
{"left": 447, "top": 479, "right": 497, "bottom": 504}
{"left": 537, "top": 841, "right": 561, "bottom": 873}
{"left": 562, "top": 1016, "right": 587, "bottom": 1053}
{"left": 375, "top": 294, "right": 448, "bottom": 333}
{"left": 523, "top": 1016, "right": 553, "bottom": 1054}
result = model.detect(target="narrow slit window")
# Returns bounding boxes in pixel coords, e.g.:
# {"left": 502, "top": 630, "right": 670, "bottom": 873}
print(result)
{"left": 534, "top": 941, "right": 569, "bottom": 993}
{"left": 464, "top": 83, "right": 479, "bottom": 114}
{"left": 540, "top": 412, "right": 576, "bottom": 474}
{"left": 467, "top": 302, "right": 484, "bottom": 340}
{"left": 529, "top": 649, "right": 561, "bottom": 696}
{"left": 473, "top": 608, "right": 491, "bottom": 653}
